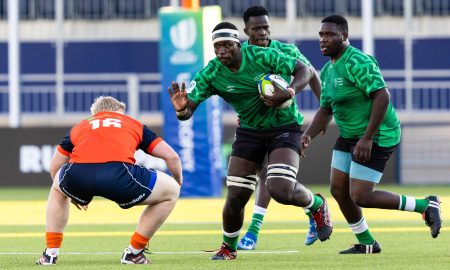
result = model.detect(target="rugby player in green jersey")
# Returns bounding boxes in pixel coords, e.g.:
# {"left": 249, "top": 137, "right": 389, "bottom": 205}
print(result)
{"left": 168, "top": 22, "right": 333, "bottom": 260}
{"left": 301, "top": 15, "right": 442, "bottom": 254}
{"left": 237, "top": 5, "right": 321, "bottom": 250}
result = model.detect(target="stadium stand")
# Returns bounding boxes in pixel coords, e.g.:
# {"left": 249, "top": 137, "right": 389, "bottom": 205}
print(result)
{"left": 0, "top": 0, "right": 449, "bottom": 185}
{"left": 0, "top": 0, "right": 449, "bottom": 116}
{"left": 1, "top": 0, "right": 450, "bottom": 19}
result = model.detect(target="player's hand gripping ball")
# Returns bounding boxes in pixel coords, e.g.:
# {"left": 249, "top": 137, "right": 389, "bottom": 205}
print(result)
{"left": 257, "top": 74, "right": 293, "bottom": 108}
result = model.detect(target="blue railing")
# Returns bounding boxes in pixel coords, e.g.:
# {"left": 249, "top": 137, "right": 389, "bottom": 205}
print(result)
{"left": 1, "top": 73, "right": 450, "bottom": 114}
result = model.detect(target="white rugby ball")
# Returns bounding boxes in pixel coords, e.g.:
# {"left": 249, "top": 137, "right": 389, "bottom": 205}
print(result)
{"left": 257, "top": 74, "right": 292, "bottom": 108}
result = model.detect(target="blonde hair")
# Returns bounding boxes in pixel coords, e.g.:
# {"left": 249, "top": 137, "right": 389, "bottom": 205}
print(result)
{"left": 90, "top": 96, "right": 126, "bottom": 115}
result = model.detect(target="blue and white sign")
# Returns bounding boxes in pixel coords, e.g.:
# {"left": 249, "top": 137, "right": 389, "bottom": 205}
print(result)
{"left": 159, "top": 6, "right": 223, "bottom": 197}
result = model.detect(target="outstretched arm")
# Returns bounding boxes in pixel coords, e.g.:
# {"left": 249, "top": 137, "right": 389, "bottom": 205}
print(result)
{"left": 168, "top": 82, "right": 199, "bottom": 120}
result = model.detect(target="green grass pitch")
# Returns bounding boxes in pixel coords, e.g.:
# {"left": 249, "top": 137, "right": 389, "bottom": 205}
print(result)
{"left": 0, "top": 185, "right": 449, "bottom": 269}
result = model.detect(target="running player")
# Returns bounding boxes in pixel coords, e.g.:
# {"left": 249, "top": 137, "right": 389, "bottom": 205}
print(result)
{"left": 301, "top": 15, "right": 442, "bottom": 254}
{"left": 36, "top": 96, "right": 182, "bottom": 265}
{"left": 238, "top": 5, "right": 322, "bottom": 250}
{"left": 168, "top": 22, "right": 333, "bottom": 260}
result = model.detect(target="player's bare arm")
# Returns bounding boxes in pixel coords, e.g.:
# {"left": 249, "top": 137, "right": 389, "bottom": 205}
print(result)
{"left": 49, "top": 150, "right": 70, "bottom": 180}
{"left": 301, "top": 106, "right": 333, "bottom": 153}
{"left": 290, "top": 59, "right": 314, "bottom": 94}
{"left": 309, "top": 67, "right": 322, "bottom": 99}
{"left": 259, "top": 81, "right": 293, "bottom": 107}
{"left": 353, "top": 88, "right": 390, "bottom": 163}
{"left": 260, "top": 59, "right": 312, "bottom": 107}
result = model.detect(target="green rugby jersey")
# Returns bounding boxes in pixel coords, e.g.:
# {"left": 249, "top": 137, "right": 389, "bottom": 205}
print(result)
{"left": 188, "top": 45, "right": 303, "bottom": 129}
{"left": 242, "top": 39, "right": 311, "bottom": 83}
{"left": 320, "top": 46, "right": 400, "bottom": 147}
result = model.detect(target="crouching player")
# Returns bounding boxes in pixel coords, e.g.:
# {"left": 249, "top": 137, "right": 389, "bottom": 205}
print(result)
{"left": 36, "top": 96, "right": 182, "bottom": 265}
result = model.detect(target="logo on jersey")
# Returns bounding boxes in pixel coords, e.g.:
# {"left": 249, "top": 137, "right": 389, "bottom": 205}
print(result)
{"left": 187, "top": 80, "right": 196, "bottom": 93}
{"left": 169, "top": 18, "right": 198, "bottom": 65}
{"left": 226, "top": 85, "right": 235, "bottom": 92}
{"left": 334, "top": 78, "right": 344, "bottom": 87}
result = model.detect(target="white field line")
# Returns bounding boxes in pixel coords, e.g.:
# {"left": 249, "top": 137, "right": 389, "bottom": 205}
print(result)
{"left": 0, "top": 250, "right": 299, "bottom": 255}
{"left": 0, "top": 226, "right": 445, "bottom": 238}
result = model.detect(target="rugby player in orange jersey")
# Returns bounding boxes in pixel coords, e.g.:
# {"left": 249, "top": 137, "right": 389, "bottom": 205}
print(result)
{"left": 36, "top": 96, "right": 182, "bottom": 265}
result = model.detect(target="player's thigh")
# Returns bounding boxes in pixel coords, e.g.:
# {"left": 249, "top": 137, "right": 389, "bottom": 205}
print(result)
{"left": 57, "top": 163, "right": 95, "bottom": 206}
{"left": 140, "top": 170, "right": 180, "bottom": 205}
{"left": 227, "top": 156, "right": 260, "bottom": 176}
{"left": 51, "top": 166, "right": 69, "bottom": 197}
{"left": 230, "top": 126, "right": 266, "bottom": 167}
{"left": 265, "top": 148, "right": 299, "bottom": 184}
{"left": 331, "top": 137, "right": 353, "bottom": 174}
{"left": 228, "top": 127, "right": 267, "bottom": 190}
{"left": 349, "top": 142, "right": 396, "bottom": 183}
{"left": 266, "top": 123, "right": 302, "bottom": 171}
{"left": 330, "top": 167, "right": 350, "bottom": 197}
{"left": 268, "top": 148, "right": 299, "bottom": 167}
{"left": 226, "top": 156, "right": 260, "bottom": 191}
{"left": 330, "top": 137, "right": 352, "bottom": 191}
{"left": 330, "top": 150, "right": 352, "bottom": 191}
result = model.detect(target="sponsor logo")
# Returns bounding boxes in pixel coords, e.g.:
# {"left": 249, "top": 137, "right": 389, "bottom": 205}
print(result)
{"left": 226, "top": 85, "right": 235, "bottom": 92}
{"left": 120, "top": 193, "right": 147, "bottom": 207}
{"left": 187, "top": 80, "right": 196, "bottom": 93}
{"left": 275, "top": 132, "right": 290, "bottom": 139}
{"left": 61, "top": 186, "right": 88, "bottom": 204}
{"left": 210, "top": 96, "right": 223, "bottom": 170}
{"left": 334, "top": 77, "right": 344, "bottom": 87}
{"left": 179, "top": 118, "right": 195, "bottom": 172}
{"left": 169, "top": 18, "right": 198, "bottom": 65}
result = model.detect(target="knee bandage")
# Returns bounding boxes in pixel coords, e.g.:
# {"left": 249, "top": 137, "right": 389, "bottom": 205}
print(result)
{"left": 267, "top": 163, "right": 298, "bottom": 183}
{"left": 226, "top": 175, "right": 258, "bottom": 190}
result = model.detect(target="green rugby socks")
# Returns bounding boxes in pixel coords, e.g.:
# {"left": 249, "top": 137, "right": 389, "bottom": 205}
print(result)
{"left": 349, "top": 218, "right": 375, "bottom": 245}
{"left": 398, "top": 195, "right": 429, "bottom": 213}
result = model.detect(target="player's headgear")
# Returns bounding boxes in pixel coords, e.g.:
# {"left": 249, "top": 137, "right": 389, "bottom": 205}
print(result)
{"left": 321, "top": 15, "right": 349, "bottom": 32}
{"left": 243, "top": 6, "right": 269, "bottom": 23}
{"left": 212, "top": 22, "right": 239, "bottom": 44}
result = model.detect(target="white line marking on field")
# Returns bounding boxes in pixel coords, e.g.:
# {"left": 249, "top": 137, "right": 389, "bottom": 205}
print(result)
{"left": 0, "top": 250, "right": 299, "bottom": 255}
{"left": 2, "top": 227, "right": 446, "bottom": 238}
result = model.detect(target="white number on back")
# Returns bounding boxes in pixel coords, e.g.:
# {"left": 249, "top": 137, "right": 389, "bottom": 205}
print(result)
{"left": 89, "top": 118, "right": 122, "bottom": 130}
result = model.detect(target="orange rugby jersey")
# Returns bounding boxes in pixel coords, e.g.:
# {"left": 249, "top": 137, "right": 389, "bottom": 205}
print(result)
{"left": 57, "top": 111, "right": 162, "bottom": 164}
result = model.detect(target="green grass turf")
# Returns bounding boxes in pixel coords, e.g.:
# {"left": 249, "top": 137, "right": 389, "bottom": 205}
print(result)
{"left": 1, "top": 222, "right": 449, "bottom": 270}
{"left": 0, "top": 185, "right": 449, "bottom": 269}
{"left": 1, "top": 184, "right": 450, "bottom": 200}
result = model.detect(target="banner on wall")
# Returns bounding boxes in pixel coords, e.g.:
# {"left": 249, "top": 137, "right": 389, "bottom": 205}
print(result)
{"left": 0, "top": 125, "right": 398, "bottom": 187}
{"left": 159, "top": 6, "right": 223, "bottom": 197}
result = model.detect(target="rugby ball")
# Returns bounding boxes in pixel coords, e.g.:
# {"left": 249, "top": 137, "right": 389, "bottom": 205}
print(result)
{"left": 257, "top": 74, "right": 293, "bottom": 108}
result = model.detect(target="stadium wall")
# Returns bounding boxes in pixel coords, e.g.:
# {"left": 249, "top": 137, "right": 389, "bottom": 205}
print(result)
{"left": 0, "top": 125, "right": 398, "bottom": 187}
{"left": 1, "top": 38, "right": 449, "bottom": 75}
